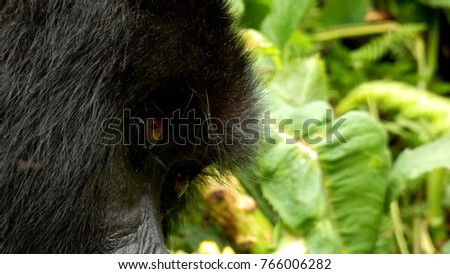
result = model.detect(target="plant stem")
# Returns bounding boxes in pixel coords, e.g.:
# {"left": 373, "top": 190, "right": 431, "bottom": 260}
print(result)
{"left": 427, "top": 168, "right": 446, "bottom": 246}
{"left": 413, "top": 217, "right": 421, "bottom": 253}
{"left": 390, "top": 201, "right": 410, "bottom": 254}
{"left": 420, "top": 219, "right": 436, "bottom": 254}
{"left": 425, "top": 14, "right": 440, "bottom": 87}
{"left": 313, "top": 22, "right": 400, "bottom": 41}
{"left": 414, "top": 36, "right": 427, "bottom": 90}
{"left": 417, "top": 14, "right": 439, "bottom": 90}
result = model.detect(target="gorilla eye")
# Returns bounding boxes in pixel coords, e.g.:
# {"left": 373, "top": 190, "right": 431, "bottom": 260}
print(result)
{"left": 146, "top": 117, "right": 162, "bottom": 144}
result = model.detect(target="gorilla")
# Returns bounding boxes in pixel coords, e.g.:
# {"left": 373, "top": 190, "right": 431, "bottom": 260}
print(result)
{"left": 0, "top": 0, "right": 260, "bottom": 253}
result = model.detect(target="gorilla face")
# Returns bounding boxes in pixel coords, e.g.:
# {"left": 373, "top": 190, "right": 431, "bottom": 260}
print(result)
{"left": 0, "top": 0, "right": 260, "bottom": 253}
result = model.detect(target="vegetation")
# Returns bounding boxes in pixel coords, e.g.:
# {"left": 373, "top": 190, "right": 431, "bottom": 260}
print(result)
{"left": 168, "top": 0, "right": 450, "bottom": 254}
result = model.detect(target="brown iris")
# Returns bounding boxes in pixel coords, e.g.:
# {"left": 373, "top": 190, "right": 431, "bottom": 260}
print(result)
{"left": 146, "top": 117, "right": 162, "bottom": 144}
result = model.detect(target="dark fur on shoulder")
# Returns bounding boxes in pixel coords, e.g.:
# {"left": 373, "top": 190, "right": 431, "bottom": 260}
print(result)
{"left": 0, "top": 0, "right": 260, "bottom": 253}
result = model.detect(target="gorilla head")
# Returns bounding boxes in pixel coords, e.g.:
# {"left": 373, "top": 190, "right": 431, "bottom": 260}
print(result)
{"left": 0, "top": 0, "right": 260, "bottom": 253}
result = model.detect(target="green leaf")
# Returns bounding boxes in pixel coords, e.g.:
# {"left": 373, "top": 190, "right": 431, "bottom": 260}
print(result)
{"left": 337, "top": 81, "right": 450, "bottom": 138}
{"left": 305, "top": 220, "right": 340, "bottom": 253}
{"left": 314, "top": 111, "right": 391, "bottom": 253}
{"left": 237, "top": 101, "right": 332, "bottom": 227}
{"left": 261, "top": 0, "right": 315, "bottom": 49}
{"left": 259, "top": 137, "right": 324, "bottom": 234}
{"left": 390, "top": 137, "right": 450, "bottom": 188}
{"left": 250, "top": 101, "right": 332, "bottom": 234}
{"left": 241, "top": 0, "right": 272, "bottom": 29}
{"left": 321, "top": 0, "right": 370, "bottom": 25}
{"left": 252, "top": 107, "right": 391, "bottom": 253}
{"left": 419, "top": 0, "right": 450, "bottom": 9}
{"left": 267, "top": 56, "right": 329, "bottom": 110}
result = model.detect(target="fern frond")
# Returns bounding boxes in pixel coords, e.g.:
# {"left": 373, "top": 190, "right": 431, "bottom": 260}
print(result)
{"left": 351, "top": 23, "right": 426, "bottom": 63}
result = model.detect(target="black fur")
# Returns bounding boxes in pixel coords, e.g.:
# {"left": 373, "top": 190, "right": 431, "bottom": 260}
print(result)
{"left": 0, "top": 0, "right": 260, "bottom": 253}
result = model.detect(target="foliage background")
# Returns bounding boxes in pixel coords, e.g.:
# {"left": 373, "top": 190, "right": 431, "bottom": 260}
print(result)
{"left": 168, "top": 0, "right": 450, "bottom": 254}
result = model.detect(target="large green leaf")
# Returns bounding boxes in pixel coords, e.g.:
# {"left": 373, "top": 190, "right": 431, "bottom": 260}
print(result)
{"left": 253, "top": 105, "right": 391, "bottom": 253}
{"left": 253, "top": 101, "right": 332, "bottom": 233}
{"left": 259, "top": 136, "right": 324, "bottom": 234}
{"left": 314, "top": 111, "right": 391, "bottom": 253}
{"left": 236, "top": 100, "right": 331, "bottom": 227}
